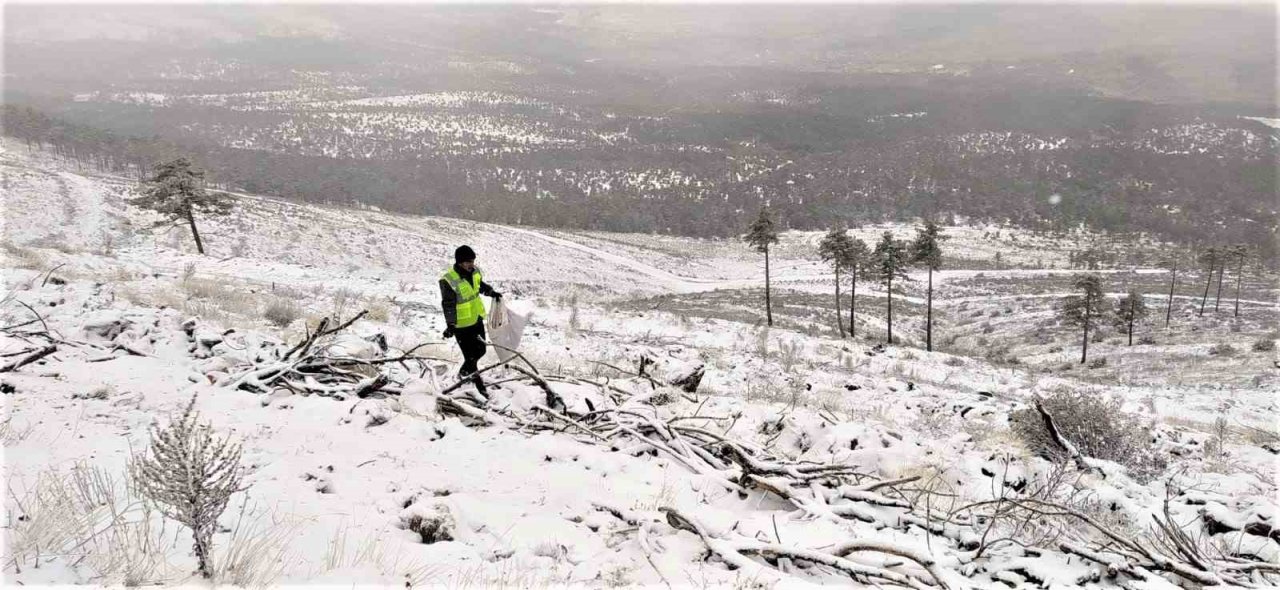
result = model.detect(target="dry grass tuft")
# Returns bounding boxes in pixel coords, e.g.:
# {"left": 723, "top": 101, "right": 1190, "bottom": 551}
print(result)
{"left": 365, "top": 298, "right": 392, "bottom": 323}
{"left": 1, "top": 416, "right": 35, "bottom": 444}
{"left": 2, "top": 242, "right": 48, "bottom": 270}
{"left": 319, "top": 524, "right": 437, "bottom": 585}
{"left": 262, "top": 298, "right": 303, "bottom": 328}
{"left": 7, "top": 463, "right": 176, "bottom": 584}
{"left": 215, "top": 504, "right": 302, "bottom": 588}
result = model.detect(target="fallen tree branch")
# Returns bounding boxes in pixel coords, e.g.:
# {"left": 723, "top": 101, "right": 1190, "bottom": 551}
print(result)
{"left": 1033, "top": 397, "right": 1098, "bottom": 473}
{"left": 0, "top": 345, "right": 56, "bottom": 373}
{"left": 660, "top": 507, "right": 936, "bottom": 589}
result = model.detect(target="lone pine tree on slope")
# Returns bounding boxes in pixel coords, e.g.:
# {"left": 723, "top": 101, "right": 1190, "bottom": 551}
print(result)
{"left": 744, "top": 207, "right": 780, "bottom": 326}
{"left": 132, "top": 157, "right": 233, "bottom": 255}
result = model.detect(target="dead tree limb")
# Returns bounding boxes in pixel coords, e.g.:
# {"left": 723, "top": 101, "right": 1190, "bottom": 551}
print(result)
{"left": 1033, "top": 397, "right": 1098, "bottom": 472}
{"left": 660, "top": 507, "right": 937, "bottom": 589}
{"left": 0, "top": 345, "right": 57, "bottom": 373}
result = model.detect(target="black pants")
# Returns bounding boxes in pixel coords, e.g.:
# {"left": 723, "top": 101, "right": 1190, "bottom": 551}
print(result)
{"left": 454, "top": 320, "right": 487, "bottom": 378}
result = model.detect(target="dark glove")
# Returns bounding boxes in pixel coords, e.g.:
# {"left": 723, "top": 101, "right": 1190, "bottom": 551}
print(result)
{"left": 442, "top": 326, "right": 455, "bottom": 339}
{"left": 491, "top": 291, "right": 503, "bottom": 301}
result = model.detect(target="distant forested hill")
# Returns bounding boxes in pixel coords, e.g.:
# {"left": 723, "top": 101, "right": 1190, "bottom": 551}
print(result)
{"left": 4, "top": 5, "right": 1275, "bottom": 254}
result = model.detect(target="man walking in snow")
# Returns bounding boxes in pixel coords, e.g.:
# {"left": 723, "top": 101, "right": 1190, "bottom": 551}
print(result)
{"left": 440, "top": 245, "right": 502, "bottom": 396}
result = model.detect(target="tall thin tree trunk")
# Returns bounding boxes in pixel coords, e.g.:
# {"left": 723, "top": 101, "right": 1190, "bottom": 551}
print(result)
{"left": 1199, "top": 259, "right": 1214, "bottom": 316}
{"left": 925, "top": 266, "right": 933, "bottom": 352}
{"left": 886, "top": 276, "right": 894, "bottom": 345}
{"left": 764, "top": 246, "right": 773, "bottom": 326}
{"left": 849, "top": 269, "right": 857, "bottom": 338}
{"left": 1165, "top": 263, "right": 1176, "bottom": 327}
{"left": 186, "top": 208, "right": 206, "bottom": 255}
{"left": 1234, "top": 253, "right": 1244, "bottom": 317}
{"left": 1080, "top": 296, "right": 1091, "bottom": 364}
{"left": 1214, "top": 263, "right": 1225, "bottom": 312}
{"left": 834, "top": 265, "right": 844, "bottom": 337}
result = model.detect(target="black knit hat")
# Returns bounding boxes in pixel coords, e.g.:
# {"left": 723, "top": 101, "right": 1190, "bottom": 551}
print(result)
{"left": 454, "top": 245, "right": 476, "bottom": 263}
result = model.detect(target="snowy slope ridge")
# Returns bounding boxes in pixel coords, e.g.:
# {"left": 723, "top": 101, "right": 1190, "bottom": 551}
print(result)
{"left": 3, "top": 145, "right": 1278, "bottom": 588}
{"left": 1, "top": 141, "right": 1200, "bottom": 300}
{"left": 5, "top": 275, "right": 1277, "bottom": 588}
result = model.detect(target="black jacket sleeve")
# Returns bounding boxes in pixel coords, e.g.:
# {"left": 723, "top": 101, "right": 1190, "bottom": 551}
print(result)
{"left": 439, "top": 278, "right": 457, "bottom": 327}
{"left": 479, "top": 281, "right": 496, "bottom": 296}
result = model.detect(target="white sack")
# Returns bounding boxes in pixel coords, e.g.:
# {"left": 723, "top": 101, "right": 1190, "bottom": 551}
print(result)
{"left": 487, "top": 297, "right": 528, "bottom": 363}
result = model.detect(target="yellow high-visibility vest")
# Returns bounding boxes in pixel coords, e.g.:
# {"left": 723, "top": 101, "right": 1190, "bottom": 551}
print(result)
{"left": 442, "top": 267, "right": 486, "bottom": 328}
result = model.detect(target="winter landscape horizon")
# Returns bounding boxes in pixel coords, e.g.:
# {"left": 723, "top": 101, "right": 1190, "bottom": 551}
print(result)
{"left": 2, "top": 4, "right": 1278, "bottom": 589}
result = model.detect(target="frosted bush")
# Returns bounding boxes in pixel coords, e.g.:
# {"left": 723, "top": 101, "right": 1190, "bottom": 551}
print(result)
{"left": 1011, "top": 389, "right": 1165, "bottom": 482}
{"left": 131, "top": 395, "right": 246, "bottom": 578}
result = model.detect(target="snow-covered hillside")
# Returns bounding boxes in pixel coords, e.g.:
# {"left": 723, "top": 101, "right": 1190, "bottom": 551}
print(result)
{"left": 3, "top": 144, "right": 1277, "bottom": 588}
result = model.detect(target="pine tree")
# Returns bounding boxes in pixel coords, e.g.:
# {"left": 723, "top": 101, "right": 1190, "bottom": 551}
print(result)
{"left": 1114, "top": 289, "right": 1149, "bottom": 346}
{"left": 818, "top": 227, "right": 854, "bottom": 337}
{"left": 871, "top": 232, "right": 910, "bottom": 345}
{"left": 846, "top": 237, "right": 871, "bottom": 338}
{"left": 910, "top": 221, "right": 945, "bottom": 351}
{"left": 131, "top": 158, "right": 234, "bottom": 255}
{"left": 1060, "top": 274, "right": 1107, "bottom": 363}
{"left": 744, "top": 208, "right": 780, "bottom": 326}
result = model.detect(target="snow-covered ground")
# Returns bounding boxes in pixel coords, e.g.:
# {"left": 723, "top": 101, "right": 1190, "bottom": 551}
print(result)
{"left": 3, "top": 143, "right": 1277, "bottom": 588}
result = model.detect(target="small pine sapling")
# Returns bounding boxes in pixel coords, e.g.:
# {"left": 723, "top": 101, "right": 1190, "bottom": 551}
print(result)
{"left": 131, "top": 394, "right": 246, "bottom": 579}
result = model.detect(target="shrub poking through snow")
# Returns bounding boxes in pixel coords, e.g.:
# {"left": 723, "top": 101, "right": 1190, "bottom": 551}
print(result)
{"left": 130, "top": 394, "right": 246, "bottom": 579}
{"left": 1251, "top": 337, "right": 1275, "bottom": 352}
{"left": 1011, "top": 389, "right": 1165, "bottom": 482}
{"left": 330, "top": 288, "right": 354, "bottom": 322}
{"left": 405, "top": 514, "right": 453, "bottom": 544}
{"left": 398, "top": 503, "right": 455, "bottom": 544}
{"left": 364, "top": 297, "right": 392, "bottom": 322}
{"left": 262, "top": 298, "right": 301, "bottom": 328}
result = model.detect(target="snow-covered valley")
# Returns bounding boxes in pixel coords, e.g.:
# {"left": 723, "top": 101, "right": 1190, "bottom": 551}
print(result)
{"left": 2, "top": 143, "right": 1278, "bottom": 588}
